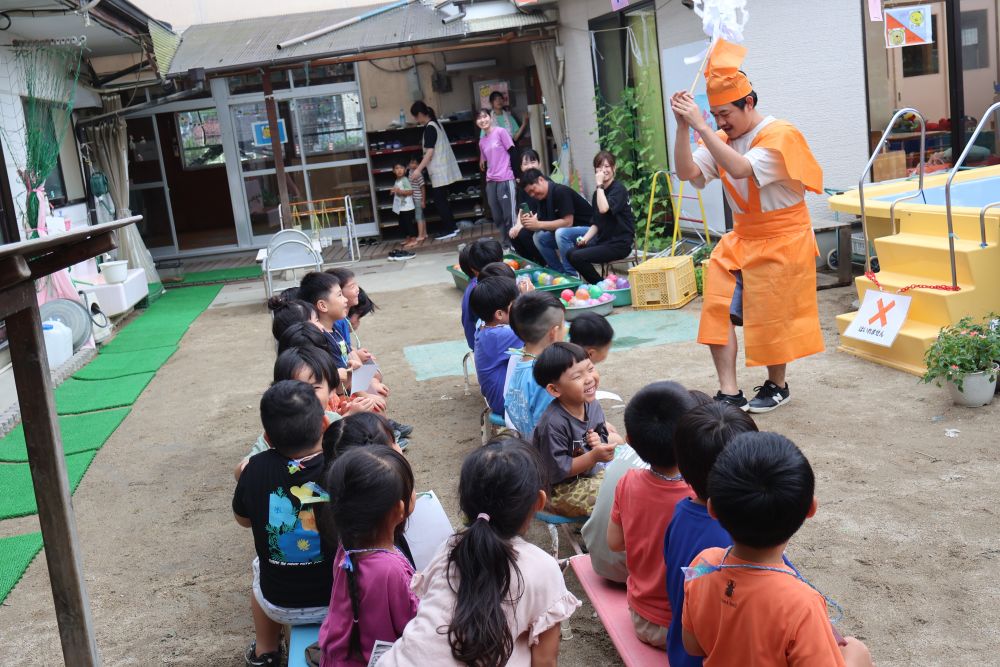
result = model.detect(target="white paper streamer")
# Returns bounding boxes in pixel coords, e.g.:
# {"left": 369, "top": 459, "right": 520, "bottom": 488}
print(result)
{"left": 683, "top": 0, "right": 750, "bottom": 65}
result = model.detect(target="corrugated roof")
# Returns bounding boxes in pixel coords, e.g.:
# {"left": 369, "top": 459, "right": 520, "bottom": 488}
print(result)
{"left": 167, "top": 1, "right": 555, "bottom": 77}
{"left": 148, "top": 19, "right": 182, "bottom": 78}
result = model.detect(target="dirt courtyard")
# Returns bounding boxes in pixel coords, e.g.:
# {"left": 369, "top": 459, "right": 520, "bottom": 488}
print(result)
{"left": 1, "top": 266, "right": 998, "bottom": 666}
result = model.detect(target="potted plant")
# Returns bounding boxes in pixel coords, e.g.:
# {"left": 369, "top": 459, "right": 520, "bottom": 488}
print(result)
{"left": 921, "top": 314, "right": 1000, "bottom": 407}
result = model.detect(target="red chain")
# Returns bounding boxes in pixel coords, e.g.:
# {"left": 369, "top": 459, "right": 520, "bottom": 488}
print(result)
{"left": 865, "top": 270, "right": 961, "bottom": 294}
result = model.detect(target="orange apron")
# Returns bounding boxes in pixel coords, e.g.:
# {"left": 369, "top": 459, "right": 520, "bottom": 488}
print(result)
{"left": 697, "top": 122, "right": 825, "bottom": 367}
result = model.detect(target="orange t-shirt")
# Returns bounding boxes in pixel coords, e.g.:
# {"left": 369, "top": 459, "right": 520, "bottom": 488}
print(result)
{"left": 610, "top": 469, "right": 692, "bottom": 627}
{"left": 682, "top": 547, "right": 846, "bottom": 666}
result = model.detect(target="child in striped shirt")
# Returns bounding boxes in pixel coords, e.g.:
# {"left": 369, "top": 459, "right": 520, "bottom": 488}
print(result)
{"left": 405, "top": 157, "right": 427, "bottom": 248}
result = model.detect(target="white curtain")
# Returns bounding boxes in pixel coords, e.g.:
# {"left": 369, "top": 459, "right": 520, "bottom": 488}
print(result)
{"left": 530, "top": 41, "right": 568, "bottom": 166}
{"left": 83, "top": 96, "right": 163, "bottom": 296}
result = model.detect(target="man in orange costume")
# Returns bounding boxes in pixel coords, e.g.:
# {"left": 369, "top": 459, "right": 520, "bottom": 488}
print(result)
{"left": 671, "top": 40, "right": 824, "bottom": 413}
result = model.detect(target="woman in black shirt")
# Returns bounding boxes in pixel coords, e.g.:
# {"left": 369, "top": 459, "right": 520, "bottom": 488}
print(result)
{"left": 565, "top": 151, "right": 636, "bottom": 284}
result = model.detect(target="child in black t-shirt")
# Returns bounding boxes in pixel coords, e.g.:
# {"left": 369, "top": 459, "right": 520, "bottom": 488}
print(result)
{"left": 234, "top": 380, "right": 333, "bottom": 666}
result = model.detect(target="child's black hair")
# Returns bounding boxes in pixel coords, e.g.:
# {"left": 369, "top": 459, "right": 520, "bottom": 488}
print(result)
{"left": 349, "top": 289, "right": 377, "bottom": 321}
{"left": 324, "top": 412, "right": 395, "bottom": 461}
{"left": 688, "top": 389, "right": 714, "bottom": 406}
{"left": 273, "top": 345, "right": 341, "bottom": 395}
{"left": 470, "top": 276, "right": 519, "bottom": 324}
{"left": 521, "top": 168, "right": 545, "bottom": 187}
{"left": 478, "top": 261, "right": 516, "bottom": 280}
{"left": 622, "top": 381, "right": 695, "bottom": 468}
{"left": 267, "top": 296, "right": 316, "bottom": 341}
{"left": 299, "top": 271, "right": 340, "bottom": 306}
{"left": 458, "top": 244, "right": 474, "bottom": 278}
{"left": 324, "top": 266, "right": 356, "bottom": 287}
{"left": 520, "top": 148, "right": 541, "bottom": 165}
{"left": 532, "top": 341, "right": 588, "bottom": 389}
{"left": 468, "top": 237, "right": 503, "bottom": 275}
{"left": 259, "top": 380, "right": 324, "bottom": 457}
{"left": 674, "top": 402, "right": 758, "bottom": 501}
{"left": 325, "top": 447, "right": 415, "bottom": 660}
{"left": 508, "top": 291, "right": 564, "bottom": 345}
{"left": 276, "top": 321, "right": 329, "bottom": 355}
{"left": 568, "top": 312, "right": 614, "bottom": 350}
{"left": 708, "top": 431, "right": 814, "bottom": 549}
{"left": 279, "top": 286, "right": 300, "bottom": 301}
{"left": 447, "top": 437, "right": 543, "bottom": 667}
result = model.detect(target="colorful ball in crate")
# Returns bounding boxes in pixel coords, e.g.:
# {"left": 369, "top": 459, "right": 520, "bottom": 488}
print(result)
{"left": 600, "top": 293, "right": 614, "bottom": 303}
{"left": 540, "top": 273, "right": 553, "bottom": 286}
{"left": 607, "top": 272, "right": 617, "bottom": 281}
{"left": 575, "top": 288, "right": 589, "bottom": 301}
{"left": 561, "top": 288, "right": 574, "bottom": 301}
{"left": 561, "top": 298, "right": 571, "bottom": 306}
{"left": 616, "top": 277, "right": 630, "bottom": 289}
{"left": 588, "top": 284, "right": 603, "bottom": 298}
{"left": 552, "top": 276, "right": 564, "bottom": 285}
{"left": 504, "top": 258, "right": 520, "bottom": 270}
{"left": 532, "top": 271, "right": 541, "bottom": 282}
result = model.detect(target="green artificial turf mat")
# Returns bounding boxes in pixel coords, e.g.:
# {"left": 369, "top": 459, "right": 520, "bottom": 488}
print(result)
{"left": 176, "top": 265, "right": 261, "bottom": 285}
{"left": 0, "top": 533, "right": 43, "bottom": 604}
{"left": 100, "top": 285, "right": 221, "bottom": 354}
{"left": 0, "top": 451, "right": 97, "bottom": 519}
{"left": 55, "top": 374, "right": 155, "bottom": 415}
{"left": 100, "top": 332, "right": 185, "bottom": 354}
{"left": 0, "top": 408, "right": 130, "bottom": 462}
{"left": 403, "top": 340, "right": 472, "bottom": 380}
{"left": 73, "top": 347, "right": 177, "bottom": 380}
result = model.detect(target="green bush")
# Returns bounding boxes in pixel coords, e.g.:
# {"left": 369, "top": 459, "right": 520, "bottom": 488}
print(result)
{"left": 921, "top": 315, "right": 1000, "bottom": 391}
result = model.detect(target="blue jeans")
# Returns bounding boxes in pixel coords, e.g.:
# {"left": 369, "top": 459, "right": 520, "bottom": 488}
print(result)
{"left": 534, "top": 226, "right": 590, "bottom": 276}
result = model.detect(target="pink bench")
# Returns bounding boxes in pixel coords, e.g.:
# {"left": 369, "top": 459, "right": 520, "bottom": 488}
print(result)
{"left": 569, "top": 554, "right": 665, "bottom": 666}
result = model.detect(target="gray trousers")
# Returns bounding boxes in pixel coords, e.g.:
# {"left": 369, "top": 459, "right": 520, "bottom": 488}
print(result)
{"left": 486, "top": 180, "right": 517, "bottom": 236}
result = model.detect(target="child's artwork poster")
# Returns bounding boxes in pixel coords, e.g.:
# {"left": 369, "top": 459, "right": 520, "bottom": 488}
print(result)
{"left": 842, "top": 290, "right": 912, "bottom": 347}
{"left": 478, "top": 80, "right": 509, "bottom": 110}
{"left": 403, "top": 491, "right": 454, "bottom": 571}
{"left": 885, "top": 5, "right": 932, "bottom": 48}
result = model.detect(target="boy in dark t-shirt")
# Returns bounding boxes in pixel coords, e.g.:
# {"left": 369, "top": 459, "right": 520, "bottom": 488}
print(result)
{"left": 234, "top": 380, "right": 333, "bottom": 666}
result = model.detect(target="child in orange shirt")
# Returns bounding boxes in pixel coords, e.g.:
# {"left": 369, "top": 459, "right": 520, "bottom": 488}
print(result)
{"left": 607, "top": 381, "right": 696, "bottom": 648}
{"left": 682, "top": 432, "right": 873, "bottom": 667}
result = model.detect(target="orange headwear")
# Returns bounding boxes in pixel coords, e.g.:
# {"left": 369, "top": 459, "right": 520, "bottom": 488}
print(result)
{"left": 705, "top": 39, "right": 753, "bottom": 107}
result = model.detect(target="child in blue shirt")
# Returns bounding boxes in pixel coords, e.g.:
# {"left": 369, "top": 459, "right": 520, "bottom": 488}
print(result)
{"left": 471, "top": 276, "right": 522, "bottom": 415}
{"left": 503, "top": 291, "right": 565, "bottom": 438}
{"left": 663, "top": 401, "right": 758, "bottom": 667}
{"left": 459, "top": 238, "right": 504, "bottom": 349}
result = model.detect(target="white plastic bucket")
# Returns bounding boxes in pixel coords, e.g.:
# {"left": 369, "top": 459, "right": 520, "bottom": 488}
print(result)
{"left": 42, "top": 320, "right": 73, "bottom": 370}
{"left": 101, "top": 260, "right": 129, "bottom": 284}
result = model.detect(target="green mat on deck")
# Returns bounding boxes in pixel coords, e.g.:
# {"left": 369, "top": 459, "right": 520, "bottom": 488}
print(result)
{"left": 73, "top": 347, "right": 177, "bottom": 380}
{"left": 0, "top": 408, "right": 130, "bottom": 462}
{"left": 177, "top": 265, "right": 261, "bottom": 285}
{"left": 55, "top": 375, "right": 155, "bottom": 415}
{"left": 0, "top": 451, "right": 96, "bottom": 519}
{"left": 99, "top": 285, "right": 221, "bottom": 353}
{"left": 0, "top": 533, "right": 43, "bottom": 604}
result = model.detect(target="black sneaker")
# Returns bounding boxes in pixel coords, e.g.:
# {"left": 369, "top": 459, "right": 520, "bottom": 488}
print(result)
{"left": 395, "top": 249, "right": 416, "bottom": 261}
{"left": 245, "top": 642, "right": 281, "bottom": 666}
{"left": 389, "top": 419, "right": 414, "bottom": 439}
{"left": 747, "top": 380, "right": 791, "bottom": 413}
{"left": 714, "top": 390, "right": 749, "bottom": 411}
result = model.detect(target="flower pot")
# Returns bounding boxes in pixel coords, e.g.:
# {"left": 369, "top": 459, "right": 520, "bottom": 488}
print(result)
{"left": 946, "top": 364, "right": 999, "bottom": 407}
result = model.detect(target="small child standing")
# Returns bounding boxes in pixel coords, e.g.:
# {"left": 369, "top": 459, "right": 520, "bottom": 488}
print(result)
{"left": 389, "top": 163, "right": 417, "bottom": 261}
{"left": 606, "top": 381, "right": 699, "bottom": 648}
{"left": 319, "top": 446, "right": 419, "bottom": 666}
{"left": 470, "top": 276, "right": 523, "bottom": 415}
{"left": 531, "top": 342, "right": 623, "bottom": 517}
{"left": 682, "top": 432, "right": 874, "bottom": 667}
{"left": 380, "top": 437, "right": 581, "bottom": 666}
{"left": 568, "top": 311, "right": 615, "bottom": 364}
{"left": 233, "top": 381, "right": 334, "bottom": 666}
{"left": 405, "top": 157, "right": 427, "bottom": 247}
{"left": 503, "top": 291, "right": 566, "bottom": 437}
{"left": 664, "top": 401, "right": 758, "bottom": 667}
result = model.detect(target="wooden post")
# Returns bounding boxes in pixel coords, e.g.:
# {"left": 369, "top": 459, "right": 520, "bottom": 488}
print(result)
{"left": 262, "top": 67, "right": 292, "bottom": 228}
{"left": 5, "top": 284, "right": 100, "bottom": 666}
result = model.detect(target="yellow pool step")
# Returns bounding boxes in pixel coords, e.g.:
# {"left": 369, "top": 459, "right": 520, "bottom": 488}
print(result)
{"left": 852, "top": 272, "right": 981, "bottom": 324}
{"left": 836, "top": 315, "right": 941, "bottom": 376}
{"left": 872, "top": 234, "right": 996, "bottom": 284}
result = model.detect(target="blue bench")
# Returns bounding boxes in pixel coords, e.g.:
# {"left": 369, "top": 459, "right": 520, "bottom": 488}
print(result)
{"left": 535, "top": 511, "right": 587, "bottom": 560}
{"left": 287, "top": 623, "right": 320, "bottom": 667}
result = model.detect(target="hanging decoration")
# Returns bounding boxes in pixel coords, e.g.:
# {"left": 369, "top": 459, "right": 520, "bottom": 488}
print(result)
{"left": 683, "top": 0, "right": 750, "bottom": 93}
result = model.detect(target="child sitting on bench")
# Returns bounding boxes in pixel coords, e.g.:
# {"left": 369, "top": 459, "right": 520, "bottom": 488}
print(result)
{"left": 380, "top": 437, "right": 581, "bottom": 666}
{"left": 233, "top": 381, "right": 334, "bottom": 667}
{"left": 664, "top": 401, "right": 757, "bottom": 666}
{"left": 607, "top": 382, "right": 698, "bottom": 649}
{"left": 569, "top": 311, "right": 614, "bottom": 364}
{"left": 682, "top": 432, "right": 874, "bottom": 666}
{"left": 531, "top": 342, "right": 623, "bottom": 517}
{"left": 459, "top": 238, "right": 504, "bottom": 350}
{"left": 470, "top": 276, "right": 522, "bottom": 415}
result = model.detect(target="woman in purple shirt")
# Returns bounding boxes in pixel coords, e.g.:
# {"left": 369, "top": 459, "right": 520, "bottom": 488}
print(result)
{"left": 477, "top": 109, "right": 518, "bottom": 244}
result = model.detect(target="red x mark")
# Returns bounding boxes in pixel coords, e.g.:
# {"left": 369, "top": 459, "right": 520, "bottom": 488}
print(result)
{"left": 868, "top": 298, "right": 895, "bottom": 327}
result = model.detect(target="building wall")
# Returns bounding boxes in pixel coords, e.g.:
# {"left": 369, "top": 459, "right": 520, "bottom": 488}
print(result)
{"left": 131, "top": 0, "right": 378, "bottom": 31}
{"left": 558, "top": 0, "right": 871, "bottom": 216}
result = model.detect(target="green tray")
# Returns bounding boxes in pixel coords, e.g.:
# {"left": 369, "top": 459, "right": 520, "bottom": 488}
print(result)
{"left": 609, "top": 287, "right": 632, "bottom": 307}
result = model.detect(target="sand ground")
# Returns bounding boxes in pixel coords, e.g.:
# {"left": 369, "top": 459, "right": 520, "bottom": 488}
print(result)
{"left": 1, "top": 266, "right": 998, "bottom": 666}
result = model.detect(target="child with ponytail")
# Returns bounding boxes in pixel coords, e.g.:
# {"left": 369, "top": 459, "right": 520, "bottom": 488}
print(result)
{"left": 319, "top": 447, "right": 419, "bottom": 666}
{"left": 380, "top": 437, "right": 580, "bottom": 667}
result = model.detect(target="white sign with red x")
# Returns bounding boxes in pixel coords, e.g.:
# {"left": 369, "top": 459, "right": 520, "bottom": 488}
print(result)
{"left": 844, "top": 290, "right": 912, "bottom": 347}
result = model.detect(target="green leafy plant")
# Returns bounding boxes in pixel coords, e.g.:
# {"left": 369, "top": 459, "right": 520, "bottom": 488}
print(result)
{"left": 921, "top": 314, "right": 1000, "bottom": 391}
{"left": 593, "top": 88, "right": 673, "bottom": 254}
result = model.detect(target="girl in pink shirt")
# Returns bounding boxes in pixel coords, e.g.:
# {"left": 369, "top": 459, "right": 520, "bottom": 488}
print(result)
{"left": 477, "top": 109, "right": 518, "bottom": 242}
{"left": 319, "top": 447, "right": 418, "bottom": 666}
{"left": 380, "top": 437, "right": 580, "bottom": 667}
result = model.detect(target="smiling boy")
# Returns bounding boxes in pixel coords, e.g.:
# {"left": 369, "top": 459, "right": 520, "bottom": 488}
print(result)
{"left": 531, "top": 342, "right": 623, "bottom": 517}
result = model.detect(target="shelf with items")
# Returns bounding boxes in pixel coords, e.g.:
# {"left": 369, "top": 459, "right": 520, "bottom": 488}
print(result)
{"left": 366, "top": 119, "right": 484, "bottom": 233}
